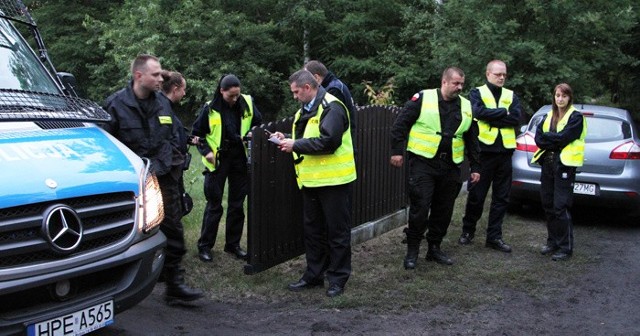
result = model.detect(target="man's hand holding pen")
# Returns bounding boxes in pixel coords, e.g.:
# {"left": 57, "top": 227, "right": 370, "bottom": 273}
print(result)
{"left": 278, "top": 138, "right": 294, "bottom": 153}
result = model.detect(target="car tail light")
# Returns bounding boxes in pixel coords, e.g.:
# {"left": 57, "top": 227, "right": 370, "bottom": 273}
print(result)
{"left": 610, "top": 141, "right": 640, "bottom": 160}
{"left": 516, "top": 133, "right": 538, "bottom": 153}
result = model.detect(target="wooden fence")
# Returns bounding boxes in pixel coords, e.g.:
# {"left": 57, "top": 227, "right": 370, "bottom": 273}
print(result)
{"left": 244, "top": 105, "right": 407, "bottom": 274}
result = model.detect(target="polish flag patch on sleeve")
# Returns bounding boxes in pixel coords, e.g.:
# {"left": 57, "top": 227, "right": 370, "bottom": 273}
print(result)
{"left": 410, "top": 93, "right": 420, "bottom": 102}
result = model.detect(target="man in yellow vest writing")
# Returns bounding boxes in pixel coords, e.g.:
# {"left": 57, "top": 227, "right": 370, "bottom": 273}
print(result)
{"left": 459, "top": 60, "right": 522, "bottom": 253}
{"left": 274, "top": 69, "right": 356, "bottom": 297}
{"left": 390, "top": 67, "right": 481, "bottom": 269}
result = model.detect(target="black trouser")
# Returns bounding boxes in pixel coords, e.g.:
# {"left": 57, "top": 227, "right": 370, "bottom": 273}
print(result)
{"left": 462, "top": 152, "right": 512, "bottom": 241}
{"left": 405, "top": 153, "right": 462, "bottom": 248}
{"left": 539, "top": 155, "right": 575, "bottom": 253}
{"left": 198, "top": 146, "right": 248, "bottom": 251}
{"left": 157, "top": 168, "right": 187, "bottom": 271}
{"left": 301, "top": 183, "right": 352, "bottom": 287}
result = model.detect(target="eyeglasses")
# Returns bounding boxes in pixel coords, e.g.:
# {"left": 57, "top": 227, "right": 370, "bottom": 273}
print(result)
{"left": 491, "top": 73, "right": 507, "bottom": 78}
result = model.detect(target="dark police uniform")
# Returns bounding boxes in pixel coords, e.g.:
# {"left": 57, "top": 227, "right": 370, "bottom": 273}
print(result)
{"left": 461, "top": 82, "right": 522, "bottom": 248}
{"left": 191, "top": 86, "right": 262, "bottom": 258}
{"left": 391, "top": 89, "right": 480, "bottom": 267}
{"left": 320, "top": 71, "right": 356, "bottom": 136}
{"left": 103, "top": 82, "right": 200, "bottom": 301}
{"left": 291, "top": 87, "right": 356, "bottom": 294}
{"left": 160, "top": 92, "right": 193, "bottom": 217}
{"left": 533, "top": 107, "right": 585, "bottom": 258}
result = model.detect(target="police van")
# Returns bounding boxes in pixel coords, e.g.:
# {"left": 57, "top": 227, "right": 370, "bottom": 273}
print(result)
{"left": 0, "top": 1, "right": 166, "bottom": 335}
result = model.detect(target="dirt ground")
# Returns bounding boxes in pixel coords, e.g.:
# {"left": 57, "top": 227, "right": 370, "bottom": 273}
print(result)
{"left": 94, "top": 211, "right": 640, "bottom": 336}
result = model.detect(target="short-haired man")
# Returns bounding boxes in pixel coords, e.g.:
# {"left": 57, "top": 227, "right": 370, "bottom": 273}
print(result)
{"left": 458, "top": 60, "right": 522, "bottom": 253}
{"left": 304, "top": 60, "right": 356, "bottom": 134}
{"left": 272, "top": 69, "right": 356, "bottom": 297}
{"left": 390, "top": 67, "right": 481, "bottom": 269}
{"left": 103, "top": 54, "right": 203, "bottom": 304}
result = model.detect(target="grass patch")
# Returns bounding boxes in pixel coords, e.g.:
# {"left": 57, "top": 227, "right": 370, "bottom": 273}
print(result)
{"left": 180, "top": 150, "right": 602, "bottom": 311}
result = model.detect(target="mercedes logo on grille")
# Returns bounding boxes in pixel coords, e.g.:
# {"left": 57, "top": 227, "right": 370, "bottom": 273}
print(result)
{"left": 42, "top": 205, "right": 83, "bottom": 254}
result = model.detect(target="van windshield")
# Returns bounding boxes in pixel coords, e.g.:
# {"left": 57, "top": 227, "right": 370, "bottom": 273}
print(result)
{"left": 0, "top": 18, "right": 59, "bottom": 93}
{"left": 0, "top": 15, "right": 110, "bottom": 122}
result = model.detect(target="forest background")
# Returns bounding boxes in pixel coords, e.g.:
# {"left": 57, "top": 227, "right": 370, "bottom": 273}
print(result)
{"left": 25, "top": 0, "right": 640, "bottom": 125}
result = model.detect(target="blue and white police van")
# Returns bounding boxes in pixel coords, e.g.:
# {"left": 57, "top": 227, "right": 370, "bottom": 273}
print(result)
{"left": 0, "top": 1, "right": 167, "bottom": 335}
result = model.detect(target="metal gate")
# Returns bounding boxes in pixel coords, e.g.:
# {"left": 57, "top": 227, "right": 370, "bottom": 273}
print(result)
{"left": 244, "top": 105, "right": 407, "bottom": 274}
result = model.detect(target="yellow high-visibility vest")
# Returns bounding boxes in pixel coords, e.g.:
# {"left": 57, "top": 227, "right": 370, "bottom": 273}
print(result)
{"left": 202, "top": 94, "right": 254, "bottom": 172}
{"left": 292, "top": 94, "right": 356, "bottom": 189}
{"left": 406, "top": 89, "right": 472, "bottom": 164}
{"left": 476, "top": 85, "right": 516, "bottom": 148}
{"left": 532, "top": 106, "right": 586, "bottom": 167}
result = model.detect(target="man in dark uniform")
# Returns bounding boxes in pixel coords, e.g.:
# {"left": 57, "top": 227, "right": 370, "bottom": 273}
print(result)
{"left": 304, "top": 60, "right": 356, "bottom": 136}
{"left": 273, "top": 69, "right": 356, "bottom": 298}
{"left": 459, "top": 60, "right": 522, "bottom": 252}
{"left": 390, "top": 67, "right": 481, "bottom": 269}
{"left": 103, "top": 54, "right": 203, "bottom": 304}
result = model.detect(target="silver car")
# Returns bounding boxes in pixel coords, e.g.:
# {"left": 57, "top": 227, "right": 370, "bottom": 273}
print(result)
{"left": 510, "top": 104, "right": 640, "bottom": 215}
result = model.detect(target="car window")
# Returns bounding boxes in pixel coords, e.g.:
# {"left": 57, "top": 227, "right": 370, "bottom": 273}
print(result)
{"left": 585, "top": 117, "right": 630, "bottom": 142}
{"left": 528, "top": 115, "right": 544, "bottom": 132}
{"left": 529, "top": 114, "right": 630, "bottom": 142}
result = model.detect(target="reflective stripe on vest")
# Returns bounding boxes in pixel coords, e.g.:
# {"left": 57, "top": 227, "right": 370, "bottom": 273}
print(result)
{"left": 292, "top": 93, "right": 356, "bottom": 188}
{"left": 406, "top": 89, "right": 472, "bottom": 164}
{"left": 476, "top": 85, "right": 516, "bottom": 148}
{"left": 532, "top": 106, "right": 586, "bottom": 167}
{"left": 201, "top": 94, "right": 254, "bottom": 172}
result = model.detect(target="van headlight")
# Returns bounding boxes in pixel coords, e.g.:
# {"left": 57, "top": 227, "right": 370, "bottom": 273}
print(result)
{"left": 138, "top": 161, "right": 164, "bottom": 233}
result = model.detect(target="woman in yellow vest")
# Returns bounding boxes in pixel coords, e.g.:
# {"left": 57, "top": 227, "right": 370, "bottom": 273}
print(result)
{"left": 191, "top": 74, "right": 262, "bottom": 263}
{"left": 532, "top": 83, "right": 586, "bottom": 261}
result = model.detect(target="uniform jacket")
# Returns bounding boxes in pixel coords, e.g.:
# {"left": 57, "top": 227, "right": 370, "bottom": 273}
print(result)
{"left": 321, "top": 71, "right": 356, "bottom": 131}
{"left": 191, "top": 84, "right": 263, "bottom": 159}
{"left": 469, "top": 81, "right": 522, "bottom": 153}
{"left": 534, "top": 107, "right": 585, "bottom": 166}
{"left": 391, "top": 89, "right": 481, "bottom": 174}
{"left": 292, "top": 87, "right": 349, "bottom": 155}
{"left": 102, "top": 81, "right": 178, "bottom": 177}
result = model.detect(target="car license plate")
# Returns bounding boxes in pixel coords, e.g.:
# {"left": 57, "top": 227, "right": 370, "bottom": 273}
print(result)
{"left": 573, "top": 182, "right": 596, "bottom": 195}
{"left": 27, "top": 300, "right": 114, "bottom": 336}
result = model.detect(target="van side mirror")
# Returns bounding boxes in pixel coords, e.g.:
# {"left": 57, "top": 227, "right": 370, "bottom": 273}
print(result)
{"left": 57, "top": 72, "right": 80, "bottom": 97}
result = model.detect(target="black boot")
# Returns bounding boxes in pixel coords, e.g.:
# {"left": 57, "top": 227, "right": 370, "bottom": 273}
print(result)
{"left": 164, "top": 267, "right": 204, "bottom": 304}
{"left": 425, "top": 243, "right": 453, "bottom": 265}
{"left": 403, "top": 245, "right": 419, "bottom": 270}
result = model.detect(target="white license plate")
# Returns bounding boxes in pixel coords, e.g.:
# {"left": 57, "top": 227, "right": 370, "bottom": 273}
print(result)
{"left": 574, "top": 182, "right": 596, "bottom": 195}
{"left": 27, "top": 300, "right": 114, "bottom": 336}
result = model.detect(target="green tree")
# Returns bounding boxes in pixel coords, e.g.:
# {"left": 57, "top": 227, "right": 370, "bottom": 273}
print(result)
{"left": 425, "top": 0, "right": 638, "bottom": 116}
{"left": 25, "top": 0, "right": 122, "bottom": 98}
{"left": 25, "top": 0, "right": 640, "bottom": 120}
{"left": 84, "top": 0, "right": 296, "bottom": 121}
{"left": 619, "top": 6, "right": 640, "bottom": 116}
